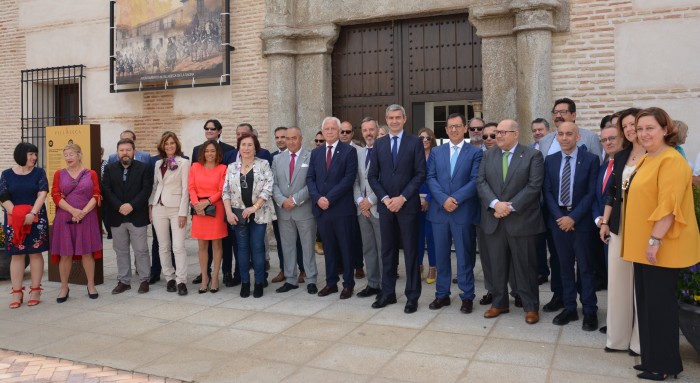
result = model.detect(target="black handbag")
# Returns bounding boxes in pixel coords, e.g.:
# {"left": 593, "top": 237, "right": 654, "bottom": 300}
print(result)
{"left": 191, "top": 202, "right": 216, "bottom": 217}
{"left": 231, "top": 208, "right": 248, "bottom": 225}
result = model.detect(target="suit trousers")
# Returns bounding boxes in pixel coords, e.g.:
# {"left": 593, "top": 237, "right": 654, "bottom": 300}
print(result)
{"left": 379, "top": 212, "right": 421, "bottom": 301}
{"left": 273, "top": 219, "right": 305, "bottom": 272}
{"left": 418, "top": 211, "right": 436, "bottom": 267}
{"left": 606, "top": 233, "right": 640, "bottom": 352}
{"left": 318, "top": 214, "right": 355, "bottom": 289}
{"left": 483, "top": 223, "right": 539, "bottom": 312}
{"left": 151, "top": 205, "right": 188, "bottom": 284}
{"left": 535, "top": 232, "right": 550, "bottom": 278}
{"left": 432, "top": 220, "right": 476, "bottom": 301}
{"left": 634, "top": 263, "right": 682, "bottom": 375}
{"left": 278, "top": 217, "right": 318, "bottom": 285}
{"left": 552, "top": 224, "right": 597, "bottom": 315}
{"left": 112, "top": 222, "right": 150, "bottom": 285}
{"left": 150, "top": 226, "right": 176, "bottom": 278}
{"left": 547, "top": 228, "right": 563, "bottom": 298}
{"left": 358, "top": 213, "right": 382, "bottom": 289}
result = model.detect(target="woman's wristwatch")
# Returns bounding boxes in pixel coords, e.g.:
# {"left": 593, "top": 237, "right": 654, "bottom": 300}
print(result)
{"left": 648, "top": 237, "right": 662, "bottom": 246}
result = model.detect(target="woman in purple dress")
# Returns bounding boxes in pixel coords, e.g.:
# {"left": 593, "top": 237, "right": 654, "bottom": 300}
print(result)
{"left": 50, "top": 144, "right": 103, "bottom": 302}
{"left": 1, "top": 142, "right": 49, "bottom": 308}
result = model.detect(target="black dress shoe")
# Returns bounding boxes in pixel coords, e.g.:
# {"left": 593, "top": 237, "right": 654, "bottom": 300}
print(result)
{"left": 177, "top": 283, "right": 188, "bottom": 296}
{"left": 265, "top": 260, "right": 271, "bottom": 271}
{"left": 356, "top": 286, "right": 380, "bottom": 298}
{"left": 629, "top": 349, "right": 640, "bottom": 357}
{"left": 223, "top": 272, "right": 234, "bottom": 287}
{"left": 514, "top": 294, "right": 523, "bottom": 308}
{"left": 428, "top": 297, "right": 451, "bottom": 310}
{"left": 604, "top": 347, "right": 627, "bottom": 353}
{"left": 253, "top": 283, "right": 264, "bottom": 298}
{"left": 542, "top": 296, "right": 564, "bottom": 312}
{"left": 231, "top": 273, "right": 241, "bottom": 287}
{"left": 582, "top": 314, "right": 598, "bottom": 331}
{"left": 460, "top": 299, "right": 473, "bottom": 314}
{"left": 263, "top": 279, "right": 269, "bottom": 288}
{"left": 149, "top": 275, "right": 161, "bottom": 285}
{"left": 552, "top": 309, "right": 579, "bottom": 325}
{"left": 479, "top": 292, "right": 493, "bottom": 305}
{"left": 404, "top": 300, "right": 418, "bottom": 314}
{"left": 317, "top": 285, "right": 339, "bottom": 297}
{"left": 599, "top": 325, "right": 607, "bottom": 334}
{"left": 166, "top": 280, "right": 176, "bottom": 292}
{"left": 276, "top": 283, "right": 299, "bottom": 293}
{"left": 372, "top": 295, "right": 398, "bottom": 309}
{"left": 634, "top": 364, "right": 646, "bottom": 372}
{"left": 537, "top": 275, "right": 549, "bottom": 285}
{"left": 637, "top": 371, "right": 677, "bottom": 381}
{"left": 307, "top": 283, "right": 318, "bottom": 294}
{"left": 340, "top": 288, "right": 353, "bottom": 299}
{"left": 240, "top": 282, "right": 250, "bottom": 298}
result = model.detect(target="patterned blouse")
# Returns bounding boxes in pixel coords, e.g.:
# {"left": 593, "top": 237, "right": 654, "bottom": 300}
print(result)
{"left": 222, "top": 157, "right": 276, "bottom": 224}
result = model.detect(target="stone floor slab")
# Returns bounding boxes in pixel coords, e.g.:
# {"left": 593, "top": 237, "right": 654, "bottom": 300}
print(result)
{"left": 378, "top": 351, "right": 468, "bottom": 383}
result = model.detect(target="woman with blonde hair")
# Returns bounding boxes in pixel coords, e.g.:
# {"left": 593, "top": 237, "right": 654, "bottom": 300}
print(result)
{"left": 150, "top": 132, "right": 190, "bottom": 296}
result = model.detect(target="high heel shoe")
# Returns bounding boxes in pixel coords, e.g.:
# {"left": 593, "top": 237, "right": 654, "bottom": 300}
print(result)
{"left": 56, "top": 288, "right": 70, "bottom": 304}
{"left": 420, "top": 265, "right": 425, "bottom": 280}
{"left": 637, "top": 371, "right": 677, "bottom": 381}
{"left": 28, "top": 285, "right": 43, "bottom": 306}
{"left": 87, "top": 286, "right": 99, "bottom": 299}
{"left": 426, "top": 267, "right": 437, "bottom": 284}
{"left": 634, "top": 365, "right": 646, "bottom": 372}
{"left": 210, "top": 277, "right": 219, "bottom": 293}
{"left": 9, "top": 287, "right": 24, "bottom": 309}
{"left": 198, "top": 278, "right": 211, "bottom": 294}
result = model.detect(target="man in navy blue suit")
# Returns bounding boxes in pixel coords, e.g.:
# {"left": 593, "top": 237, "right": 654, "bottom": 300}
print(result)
{"left": 426, "top": 113, "right": 482, "bottom": 314}
{"left": 307, "top": 117, "right": 359, "bottom": 299}
{"left": 368, "top": 104, "right": 426, "bottom": 314}
{"left": 543, "top": 122, "right": 600, "bottom": 331}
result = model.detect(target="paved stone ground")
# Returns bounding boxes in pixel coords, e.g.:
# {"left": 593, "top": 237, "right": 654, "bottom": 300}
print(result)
{"left": 0, "top": 236, "right": 699, "bottom": 383}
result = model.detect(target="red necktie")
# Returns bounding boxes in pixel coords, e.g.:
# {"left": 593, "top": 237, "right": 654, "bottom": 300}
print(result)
{"left": 289, "top": 152, "right": 296, "bottom": 180}
{"left": 326, "top": 146, "right": 333, "bottom": 171}
{"left": 602, "top": 159, "right": 614, "bottom": 193}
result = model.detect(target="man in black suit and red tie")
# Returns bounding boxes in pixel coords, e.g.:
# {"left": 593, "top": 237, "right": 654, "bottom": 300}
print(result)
{"left": 368, "top": 104, "right": 426, "bottom": 313}
{"left": 307, "top": 116, "right": 359, "bottom": 299}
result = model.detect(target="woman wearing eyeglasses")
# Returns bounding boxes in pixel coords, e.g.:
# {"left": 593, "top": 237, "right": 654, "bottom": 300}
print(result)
{"left": 188, "top": 140, "right": 228, "bottom": 294}
{"left": 599, "top": 108, "right": 643, "bottom": 357}
{"left": 50, "top": 144, "right": 103, "bottom": 303}
{"left": 223, "top": 133, "right": 276, "bottom": 298}
{"left": 417, "top": 127, "right": 437, "bottom": 283}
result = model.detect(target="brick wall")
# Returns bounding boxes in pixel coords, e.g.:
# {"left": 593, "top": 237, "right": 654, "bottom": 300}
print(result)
{"left": 551, "top": 0, "right": 700, "bottom": 129}
{"left": 0, "top": 0, "right": 25, "bottom": 168}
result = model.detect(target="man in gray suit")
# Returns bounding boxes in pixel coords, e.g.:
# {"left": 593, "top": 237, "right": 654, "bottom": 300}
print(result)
{"left": 271, "top": 127, "right": 319, "bottom": 294}
{"left": 537, "top": 98, "right": 603, "bottom": 159}
{"left": 477, "top": 119, "right": 545, "bottom": 325}
{"left": 354, "top": 117, "right": 383, "bottom": 298}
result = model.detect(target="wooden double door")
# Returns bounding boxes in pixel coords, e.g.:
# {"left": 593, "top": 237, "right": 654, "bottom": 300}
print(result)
{"left": 332, "top": 13, "right": 483, "bottom": 137}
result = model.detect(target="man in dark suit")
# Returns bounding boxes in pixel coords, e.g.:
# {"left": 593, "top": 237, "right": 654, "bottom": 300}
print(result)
{"left": 191, "top": 119, "right": 237, "bottom": 287}
{"left": 477, "top": 119, "right": 545, "bottom": 324}
{"left": 543, "top": 122, "right": 600, "bottom": 331}
{"left": 426, "top": 113, "right": 482, "bottom": 314}
{"left": 307, "top": 117, "right": 359, "bottom": 299}
{"left": 530, "top": 118, "right": 555, "bottom": 286}
{"left": 368, "top": 104, "right": 426, "bottom": 314}
{"left": 102, "top": 138, "right": 154, "bottom": 295}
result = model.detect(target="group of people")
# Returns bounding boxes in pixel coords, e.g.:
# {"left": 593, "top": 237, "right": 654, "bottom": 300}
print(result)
{"left": 3, "top": 98, "right": 699, "bottom": 381}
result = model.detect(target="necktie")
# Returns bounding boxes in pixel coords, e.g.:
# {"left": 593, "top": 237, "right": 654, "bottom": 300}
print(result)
{"left": 602, "top": 159, "right": 613, "bottom": 194}
{"left": 391, "top": 136, "right": 398, "bottom": 168}
{"left": 365, "top": 147, "right": 372, "bottom": 169}
{"left": 502, "top": 151, "right": 510, "bottom": 181}
{"left": 289, "top": 152, "right": 296, "bottom": 180}
{"left": 561, "top": 155, "right": 572, "bottom": 205}
{"left": 326, "top": 145, "right": 333, "bottom": 171}
{"left": 450, "top": 145, "right": 459, "bottom": 176}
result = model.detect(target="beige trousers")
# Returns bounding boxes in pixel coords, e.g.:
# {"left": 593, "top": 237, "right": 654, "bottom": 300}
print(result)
{"left": 606, "top": 232, "right": 640, "bottom": 353}
{"left": 151, "top": 205, "right": 188, "bottom": 285}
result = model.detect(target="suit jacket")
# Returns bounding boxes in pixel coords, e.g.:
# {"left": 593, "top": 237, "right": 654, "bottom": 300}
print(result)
{"left": 353, "top": 146, "right": 379, "bottom": 218}
{"left": 477, "top": 144, "right": 545, "bottom": 236}
{"left": 538, "top": 129, "right": 603, "bottom": 160}
{"left": 149, "top": 156, "right": 191, "bottom": 217}
{"left": 191, "top": 140, "right": 235, "bottom": 164}
{"left": 101, "top": 160, "right": 153, "bottom": 227}
{"left": 222, "top": 147, "right": 273, "bottom": 167}
{"left": 307, "top": 141, "right": 358, "bottom": 218}
{"left": 542, "top": 149, "right": 600, "bottom": 232}
{"left": 108, "top": 150, "right": 151, "bottom": 164}
{"left": 367, "top": 132, "right": 426, "bottom": 215}
{"left": 604, "top": 145, "right": 633, "bottom": 234}
{"left": 272, "top": 148, "right": 313, "bottom": 221}
{"left": 426, "top": 142, "right": 482, "bottom": 225}
{"left": 593, "top": 159, "right": 614, "bottom": 224}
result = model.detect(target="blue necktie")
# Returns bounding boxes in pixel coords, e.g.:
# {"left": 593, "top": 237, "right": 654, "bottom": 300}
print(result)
{"left": 560, "top": 155, "right": 571, "bottom": 205}
{"left": 391, "top": 136, "right": 398, "bottom": 168}
{"left": 365, "top": 147, "right": 372, "bottom": 169}
{"left": 450, "top": 145, "right": 459, "bottom": 176}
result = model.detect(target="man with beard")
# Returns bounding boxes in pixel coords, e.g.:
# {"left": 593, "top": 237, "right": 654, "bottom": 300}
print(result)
{"left": 468, "top": 118, "right": 485, "bottom": 149}
{"left": 102, "top": 138, "right": 154, "bottom": 294}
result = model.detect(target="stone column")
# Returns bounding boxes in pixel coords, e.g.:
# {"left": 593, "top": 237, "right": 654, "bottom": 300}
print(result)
{"left": 469, "top": 12, "right": 517, "bottom": 124}
{"left": 267, "top": 54, "right": 297, "bottom": 130}
{"left": 512, "top": 2, "right": 557, "bottom": 143}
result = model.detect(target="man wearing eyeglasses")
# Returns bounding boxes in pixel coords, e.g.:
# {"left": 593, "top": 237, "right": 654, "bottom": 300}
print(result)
{"left": 102, "top": 138, "right": 154, "bottom": 295}
{"left": 467, "top": 118, "right": 486, "bottom": 149}
{"left": 477, "top": 119, "right": 545, "bottom": 324}
{"left": 426, "top": 113, "right": 482, "bottom": 314}
{"left": 537, "top": 98, "right": 603, "bottom": 159}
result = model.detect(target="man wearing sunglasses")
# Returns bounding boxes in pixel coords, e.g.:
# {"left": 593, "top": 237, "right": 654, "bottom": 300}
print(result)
{"left": 339, "top": 120, "right": 366, "bottom": 280}
{"left": 467, "top": 118, "right": 486, "bottom": 149}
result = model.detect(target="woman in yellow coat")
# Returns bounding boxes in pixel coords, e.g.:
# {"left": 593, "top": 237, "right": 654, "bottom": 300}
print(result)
{"left": 623, "top": 107, "right": 700, "bottom": 381}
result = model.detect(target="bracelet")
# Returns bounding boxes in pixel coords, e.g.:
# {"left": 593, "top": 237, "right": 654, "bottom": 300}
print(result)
{"left": 651, "top": 235, "right": 662, "bottom": 241}
{"left": 600, "top": 219, "right": 608, "bottom": 225}
{"left": 600, "top": 222, "right": 608, "bottom": 226}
